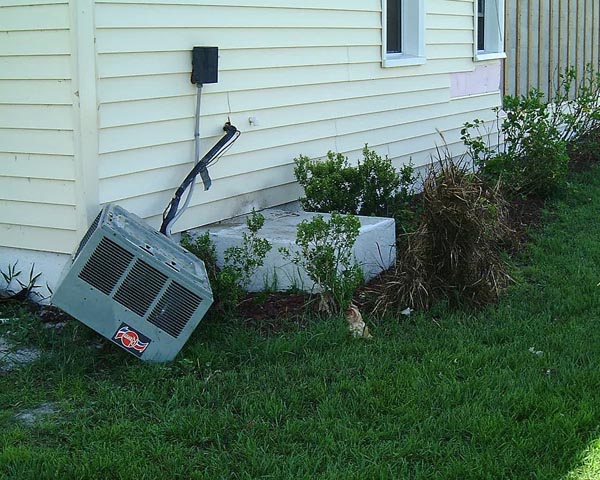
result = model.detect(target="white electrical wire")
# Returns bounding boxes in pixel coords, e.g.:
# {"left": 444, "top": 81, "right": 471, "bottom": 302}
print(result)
{"left": 164, "top": 84, "right": 202, "bottom": 237}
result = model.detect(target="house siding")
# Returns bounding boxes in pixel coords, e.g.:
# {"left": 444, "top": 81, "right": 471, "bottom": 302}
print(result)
{"left": 1, "top": 0, "right": 503, "bottom": 256}
{"left": 95, "top": 0, "right": 502, "bottom": 232}
{"left": 0, "top": 1, "right": 78, "bottom": 253}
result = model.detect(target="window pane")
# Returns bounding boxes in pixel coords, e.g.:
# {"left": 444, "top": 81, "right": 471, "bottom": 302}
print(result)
{"left": 387, "top": 0, "right": 402, "bottom": 53}
{"left": 477, "top": 0, "right": 485, "bottom": 51}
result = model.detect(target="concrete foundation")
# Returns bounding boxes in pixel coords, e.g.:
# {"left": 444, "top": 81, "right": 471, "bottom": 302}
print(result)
{"left": 189, "top": 209, "right": 396, "bottom": 292}
{"left": 0, "top": 247, "right": 70, "bottom": 303}
{"left": 0, "top": 207, "right": 396, "bottom": 301}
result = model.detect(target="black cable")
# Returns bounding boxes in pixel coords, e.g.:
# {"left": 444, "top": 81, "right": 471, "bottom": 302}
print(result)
{"left": 160, "top": 122, "right": 239, "bottom": 236}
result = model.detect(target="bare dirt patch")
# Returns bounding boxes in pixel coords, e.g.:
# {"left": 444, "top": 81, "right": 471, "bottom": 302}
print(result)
{"left": 15, "top": 402, "right": 57, "bottom": 426}
{"left": 0, "top": 337, "right": 41, "bottom": 372}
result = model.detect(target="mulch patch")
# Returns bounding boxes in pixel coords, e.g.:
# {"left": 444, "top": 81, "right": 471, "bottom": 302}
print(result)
{"left": 236, "top": 292, "right": 319, "bottom": 334}
{"left": 235, "top": 191, "right": 548, "bottom": 327}
{"left": 36, "top": 305, "right": 73, "bottom": 324}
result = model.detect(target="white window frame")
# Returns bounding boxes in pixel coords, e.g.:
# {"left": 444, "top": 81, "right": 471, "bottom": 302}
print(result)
{"left": 474, "top": 0, "right": 506, "bottom": 61}
{"left": 381, "top": 0, "right": 426, "bottom": 68}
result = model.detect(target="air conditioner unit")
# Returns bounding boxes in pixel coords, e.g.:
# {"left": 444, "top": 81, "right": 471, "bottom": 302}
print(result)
{"left": 52, "top": 204, "right": 213, "bottom": 362}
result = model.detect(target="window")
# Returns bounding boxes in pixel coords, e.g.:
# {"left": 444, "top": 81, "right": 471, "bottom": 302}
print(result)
{"left": 386, "top": 0, "right": 402, "bottom": 54}
{"left": 477, "top": 0, "right": 485, "bottom": 51}
{"left": 382, "top": 0, "right": 426, "bottom": 67}
{"left": 475, "top": 0, "right": 506, "bottom": 61}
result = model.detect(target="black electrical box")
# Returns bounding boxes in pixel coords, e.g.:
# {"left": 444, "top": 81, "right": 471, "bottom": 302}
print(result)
{"left": 191, "top": 46, "right": 218, "bottom": 85}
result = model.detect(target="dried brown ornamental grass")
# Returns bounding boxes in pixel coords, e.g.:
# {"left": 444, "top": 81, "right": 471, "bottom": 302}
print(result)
{"left": 373, "top": 149, "right": 513, "bottom": 314}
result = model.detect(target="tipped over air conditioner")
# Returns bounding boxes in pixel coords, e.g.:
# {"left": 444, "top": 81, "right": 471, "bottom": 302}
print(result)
{"left": 52, "top": 204, "right": 213, "bottom": 362}
{"left": 52, "top": 48, "right": 241, "bottom": 362}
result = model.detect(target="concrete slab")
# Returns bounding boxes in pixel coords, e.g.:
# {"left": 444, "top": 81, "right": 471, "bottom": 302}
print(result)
{"left": 190, "top": 209, "right": 396, "bottom": 292}
{"left": 0, "top": 247, "right": 69, "bottom": 304}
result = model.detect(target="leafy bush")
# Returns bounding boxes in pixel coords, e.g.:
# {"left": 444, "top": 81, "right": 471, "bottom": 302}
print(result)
{"left": 501, "top": 91, "right": 568, "bottom": 197}
{"left": 357, "top": 146, "right": 414, "bottom": 218}
{"left": 181, "top": 231, "right": 238, "bottom": 314}
{"left": 294, "top": 146, "right": 414, "bottom": 220}
{"left": 223, "top": 210, "right": 272, "bottom": 290}
{"left": 463, "top": 65, "right": 600, "bottom": 198}
{"left": 374, "top": 153, "right": 511, "bottom": 312}
{"left": 280, "top": 213, "right": 363, "bottom": 314}
{"left": 554, "top": 65, "right": 600, "bottom": 170}
{"left": 181, "top": 210, "right": 271, "bottom": 315}
{"left": 463, "top": 89, "right": 569, "bottom": 198}
{"left": 554, "top": 65, "right": 600, "bottom": 144}
{"left": 294, "top": 151, "right": 362, "bottom": 214}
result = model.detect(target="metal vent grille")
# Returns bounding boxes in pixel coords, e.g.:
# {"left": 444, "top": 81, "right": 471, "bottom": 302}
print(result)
{"left": 74, "top": 211, "right": 102, "bottom": 259}
{"left": 147, "top": 282, "right": 202, "bottom": 338}
{"left": 79, "top": 238, "right": 134, "bottom": 295}
{"left": 114, "top": 260, "right": 168, "bottom": 317}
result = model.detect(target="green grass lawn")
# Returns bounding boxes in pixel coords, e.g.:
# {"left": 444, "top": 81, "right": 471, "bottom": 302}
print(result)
{"left": 2, "top": 167, "right": 600, "bottom": 479}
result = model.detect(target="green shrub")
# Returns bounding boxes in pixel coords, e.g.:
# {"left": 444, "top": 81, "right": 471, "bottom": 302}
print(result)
{"left": 356, "top": 146, "right": 414, "bottom": 218}
{"left": 463, "top": 89, "right": 568, "bottom": 198}
{"left": 280, "top": 213, "right": 363, "bottom": 314}
{"left": 181, "top": 231, "right": 240, "bottom": 314}
{"left": 294, "top": 151, "right": 362, "bottom": 214}
{"left": 294, "top": 146, "right": 414, "bottom": 221}
{"left": 464, "top": 65, "right": 600, "bottom": 198}
{"left": 181, "top": 210, "right": 271, "bottom": 315}
{"left": 223, "top": 210, "right": 272, "bottom": 290}
{"left": 554, "top": 65, "right": 600, "bottom": 170}
{"left": 555, "top": 65, "right": 600, "bottom": 144}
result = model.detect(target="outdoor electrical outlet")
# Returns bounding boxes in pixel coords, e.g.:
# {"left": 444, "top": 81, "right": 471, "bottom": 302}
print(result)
{"left": 248, "top": 116, "right": 260, "bottom": 126}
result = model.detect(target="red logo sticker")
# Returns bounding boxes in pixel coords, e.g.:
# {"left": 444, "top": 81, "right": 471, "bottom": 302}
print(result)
{"left": 113, "top": 324, "right": 150, "bottom": 357}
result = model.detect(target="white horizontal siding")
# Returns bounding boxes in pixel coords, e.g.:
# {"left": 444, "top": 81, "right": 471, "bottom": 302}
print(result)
{"left": 0, "top": 153, "right": 75, "bottom": 181}
{"left": 0, "top": 29, "right": 71, "bottom": 56}
{"left": 95, "top": 0, "right": 377, "bottom": 10}
{"left": 0, "top": 201, "right": 77, "bottom": 230}
{"left": 0, "top": 177, "right": 76, "bottom": 206}
{"left": 96, "top": 4, "right": 379, "bottom": 29}
{"left": 96, "top": 59, "right": 474, "bottom": 100}
{"left": 99, "top": 87, "right": 449, "bottom": 155}
{"left": 94, "top": 0, "right": 501, "bottom": 233}
{"left": 0, "top": 224, "right": 78, "bottom": 254}
{"left": 99, "top": 86, "right": 449, "bottom": 176}
{"left": 0, "top": 79, "right": 72, "bottom": 104}
{"left": 0, "top": 1, "right": 77, "bottom": 253}
{"left": 0, "top": 129, "right": 73, "bottom": 155}
{"left": 0, "top": 4, "right": 69, "bottom": 31}
{"left": 0, "top": 55, "right": 71, "bottom": 80}
{"left": 0, "top": 104, "right": 73, "bottom": 130}
{"left": 97, "top": 46, "right": 377, "bottom": 78}
{"left": 96, "top": 27, "right": 380, "bottom": 54}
